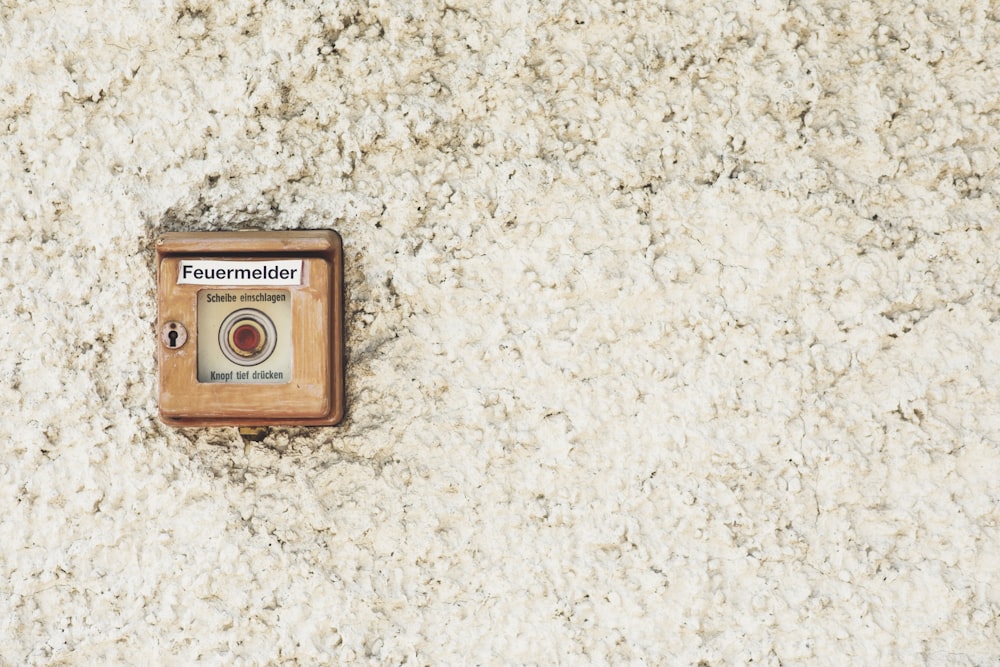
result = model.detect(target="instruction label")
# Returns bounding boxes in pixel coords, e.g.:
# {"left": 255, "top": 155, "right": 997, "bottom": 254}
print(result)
{"left": 197, "top": 290, "right": 292, "bottom": 384}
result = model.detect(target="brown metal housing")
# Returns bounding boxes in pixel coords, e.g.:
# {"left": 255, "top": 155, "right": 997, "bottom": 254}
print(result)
{"left": 156, "top": 230, "right": 344, "bottom": 427}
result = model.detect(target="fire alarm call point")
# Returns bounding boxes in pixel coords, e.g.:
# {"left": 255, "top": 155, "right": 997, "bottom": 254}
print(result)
{"left": 157, "top": 231, "right": 344, "bottom": 427}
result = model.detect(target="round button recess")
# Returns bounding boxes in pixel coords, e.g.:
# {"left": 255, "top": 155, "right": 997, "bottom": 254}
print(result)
{"left": 230, "top": 321, "right": 264, "bottom": 355}
{"left": 218, "top": 308, "right": 277, "bottom": 366}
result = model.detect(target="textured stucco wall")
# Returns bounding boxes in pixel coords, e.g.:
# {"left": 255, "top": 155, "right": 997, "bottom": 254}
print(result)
{"left": 2, "top": 0, "right": 1000, "bottom": 664}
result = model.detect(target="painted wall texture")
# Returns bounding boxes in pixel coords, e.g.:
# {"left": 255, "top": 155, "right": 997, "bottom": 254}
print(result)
{"left": 2, "top": 0, "right": 1000, "bottom": 664}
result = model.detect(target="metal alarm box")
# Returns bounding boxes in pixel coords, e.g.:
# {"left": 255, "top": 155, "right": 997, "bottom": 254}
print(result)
{"left": 156, "top": 230, "right": 344, "bottom": 427}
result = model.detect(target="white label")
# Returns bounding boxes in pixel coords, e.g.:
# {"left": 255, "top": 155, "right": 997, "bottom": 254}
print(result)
{"left": 178, "top": 260, "right": 303, "bottom": 286}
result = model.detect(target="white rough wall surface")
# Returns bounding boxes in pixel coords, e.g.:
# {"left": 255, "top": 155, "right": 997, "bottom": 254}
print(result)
{"left": 2, "top": 0, "right": 1000, "bottom": 664}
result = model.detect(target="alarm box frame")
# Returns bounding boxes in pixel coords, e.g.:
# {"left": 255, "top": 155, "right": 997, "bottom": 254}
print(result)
{"left": 156, "top": 230, "right": 344, "bottom": 427}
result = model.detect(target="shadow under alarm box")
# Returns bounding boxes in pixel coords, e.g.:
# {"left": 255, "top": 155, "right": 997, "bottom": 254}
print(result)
{"left": 156, "top": 230, "right": 344, "bottom": 427}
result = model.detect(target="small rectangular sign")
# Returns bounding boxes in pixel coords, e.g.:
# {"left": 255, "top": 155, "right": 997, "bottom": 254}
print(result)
{"left": 197, "top": 290, "right": 291, "bottom": 384}
{"left": 177, "top": 260, "right": 303, "bottom": 286}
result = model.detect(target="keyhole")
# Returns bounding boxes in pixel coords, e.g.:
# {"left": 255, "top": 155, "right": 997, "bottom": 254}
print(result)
{"left": 161, "top": 321, "right": 187, "bottom": 349}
